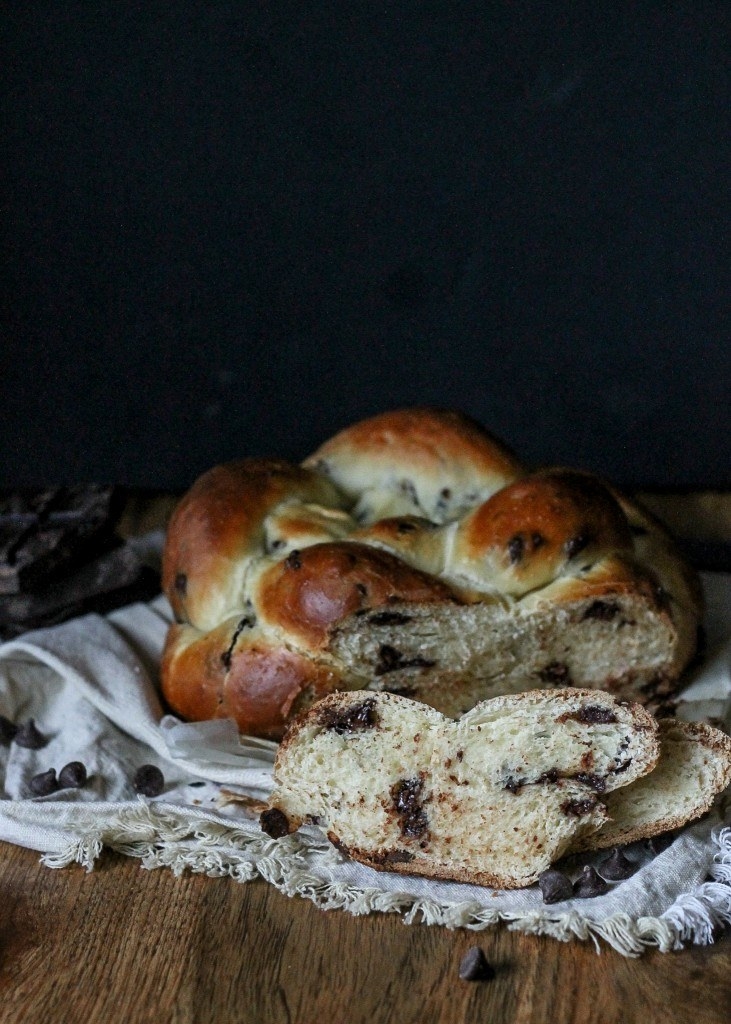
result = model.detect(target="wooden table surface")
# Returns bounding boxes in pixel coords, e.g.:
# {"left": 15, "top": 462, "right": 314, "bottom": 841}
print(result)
{"left": 1, "top": 490, "right": 730, "bottom": 1024}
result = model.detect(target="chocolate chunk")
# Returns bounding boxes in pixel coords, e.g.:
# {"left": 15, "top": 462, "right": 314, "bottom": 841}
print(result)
{"left": 14, "top": 718, "right": 47, "bottom": 749}
{"left": 557, "top": 704, "right": 618, "bottom": 725}
{"left": 458, "top": 946, "right": 495, "bottom": 982}
{"left": 573, "top": 865, "right": 609, "bottom": 899}
{"left": 58, "top": 761, "right": 88, "bottom": 789}
{"left": 599, "top": 848, "right": 637, "bottom": 881}
{"left": 538, "top": 868, "right": 573, "bottom": 904}
{"left": 0, "top": 714, "right": 17, "bottom": 743}
{"left": 0, "top": 486, "right": 124, "bottom": 595}
{"left": 367, "top": 611, "right": 413, "bottom": 626}
{"left": 133, "top": 764, "right": 165, "bottom": 797}
{"left": 391, "top": 776, "right": 429, "bottom": 838}
{"left": 374, "top": 644, "right": 436, "bottom": 676}
{"left": 561, "top": 798, "right": 599, "bottom": 817}
{"left": 319, "top": 698, "right": 379, "bottom": 735}
{"left": 575, "top": 772, "right": 606, "bottom": 793}
{"left": 260, "top": 807, "right": 291, "bottom": 839}
{"left": 29, "top": 768, "right": 58, "bottom": 796}
{"left": 581, "top": 600, "right": 620, "bottom": 622}
{"left": 367, "top": 847, "right": 416, "bottom": 866}
{"left": 0, "top": 542, "right": 159, "bottom": 639}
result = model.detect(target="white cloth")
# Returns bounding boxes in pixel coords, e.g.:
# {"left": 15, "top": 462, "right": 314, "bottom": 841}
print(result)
{"left": 1, "top": 573, "right": 730, "bottom": 957}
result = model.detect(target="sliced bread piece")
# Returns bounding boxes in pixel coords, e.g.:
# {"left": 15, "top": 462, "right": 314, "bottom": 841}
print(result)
{"left": 572, "top": 718, "right": 731, "bottom": 853}
{"left": 260, "top": 688, "right": 659, "bottom": 889}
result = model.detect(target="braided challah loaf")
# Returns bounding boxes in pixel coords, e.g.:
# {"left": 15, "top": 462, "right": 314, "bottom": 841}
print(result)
{"left": 161, "top": 409, "right": 702, "bottom": 739}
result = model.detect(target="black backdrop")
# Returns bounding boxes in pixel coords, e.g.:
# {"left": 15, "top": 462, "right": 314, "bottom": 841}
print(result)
{"left": 2, "top": 3, "right": 729, "bottom": 491}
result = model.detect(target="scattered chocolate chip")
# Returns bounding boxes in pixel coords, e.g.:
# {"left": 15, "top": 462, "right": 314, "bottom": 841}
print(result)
{"left": 319, "top": 698, "right": 379, "bottom": 734}
{"left": 391, "top": 776, "right": 429, "bottom": 838}
{"left": 368, "top": 610, "right": 413, "bottom": 626}
{"left": 458, "top": 946, "right": 495, "bottom": 982}
{"left": 14, "top": 718, "right": 47, "bottom": 749}
{"left": 561, "top": 798, "right": 599, "bottom": 817}
{"left": 29, "top": 768, "right": 58, "bottom": 796}
{"left": 58, "top": 761, "right": 87, "bottom": 789}
{"left": 599, "top": 848, "right": 637, "bottom": 881}
{"left": 0, "top": 714, "right": 17, "bottom": 743}
{"left": 507, "top": 535, "right": 524, "bottom": 564}
{"left": 374, "top": 644, "right": 436, "bottom": 676}
{"left": 557, "top": 704, "right": 617, "bottom": 725}
{"left": 285, "top": 550, "right": 302, "bottom": 570}
{"left": 573, "top": 865, "right": 609, "bottom": 899}
{"left": 538, "top": 868, "right": 574, "bottom": 904}
{"left": 133, "top": 764, "right": 165, "bottom": 797}
{"left": 581, "top": 600, "right": 620, "bottom": 622}
{"left": 565, "top": 531, "right": 591, "bottom": 560}
{"left": 574, "top": 772, "right": 607, "bottom": 793}
{"left": 260, "top": 806, "right": 291, "bottom": 839}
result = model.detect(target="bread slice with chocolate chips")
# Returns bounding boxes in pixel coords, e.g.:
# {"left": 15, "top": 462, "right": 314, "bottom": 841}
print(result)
{"left": 571, "top": 718, "right": 731, "bottom": 853}
{"left": 260, "top": 688, "right": 660, "bottom": 889}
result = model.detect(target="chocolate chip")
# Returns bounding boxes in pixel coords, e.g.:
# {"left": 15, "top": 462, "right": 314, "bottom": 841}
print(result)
{"left": 133, "top": 764, "right": 165, "bottom": 797}
{"left": 573, "top": 865, "right": 609, "bottom": 899}
{"left": 574, "top": 772, "right": 607, "bottom": 793}
{"left": 538, "top": 868, "right": 573, "bottom": 904}
{"left": 458, "top": 946, "right": 495, "bottom": 982}
{"left": 391, "top": 776, "right": 429, "bottom": 838}
{"left": 599, "top": 848, "right": 637, "bottom": 881}
{"left": 374, "top": 644, "right": 436, "bottom": 676}
{"left": 565, "top": 531, "right": 591, "bottom": 560}
{"left": 367, "top": 611, "right": 413, "bottom": 626}
{"left": 0, "top": 714, "right": 17, "bottom": 743}
{"left": 561, "top": 798, "right": 599, "bottom": 817}
{"left": 507, "top": 535, "right": 524, "bottom": 564}
{"left": 29, "top": 768, "right": 58, "bottom": 796}
{"left": 319, "top": 698, "right": 379, "bottom": 734}
{"left": 260, "top": 807, "right": 291, "bottom": 839}
{"left": 285, "top": 550, "right": 302, "bottom": 570}
{"left": 557, "top": 704, "right": 617, "bottom": 725}
{"left": 581, "top": 600, "right": 620, "bottom": 622}
{"left": 174, "top": 572, "right": 187, "bottom": 595}
{"left": 58, "top": 761, "right": 87, "bottom": 789}
{"left": 14, "top": 718, "right": 47, "bottom": 749}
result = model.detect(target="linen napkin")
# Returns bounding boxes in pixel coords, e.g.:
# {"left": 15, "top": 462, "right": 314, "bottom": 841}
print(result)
{"left": 0, "top": 567, "right": 729, "bottom": 957}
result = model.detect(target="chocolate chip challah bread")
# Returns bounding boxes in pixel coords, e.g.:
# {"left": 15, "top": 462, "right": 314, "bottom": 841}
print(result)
{"left": 260, "top": 688, "right": 662, "bottom": 888}
{"left": 161, "top": 408, "right": 702, "bottom": 739}
{"left": 260, "top": 690, "right": 731, "bottom": 889}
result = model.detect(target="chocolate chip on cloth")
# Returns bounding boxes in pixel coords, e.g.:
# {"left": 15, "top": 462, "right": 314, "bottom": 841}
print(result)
{"left": 599, "top": 848, "right": 637, "bottom": 881}
{"left": 458, "top": 946, "right": 495, "bottom": 982}
{"left": 14, "top": 718, "right": 47, "bottom": 749}
{"left": 29, "top": 769, "right": 59, "bottom": 797}
{"left": 58, "top": 761, "right": 88, "bottom": 790}
{"left": 133, "top": 765, "right": 165, "bottom": 797}
{"left": 574, "top": 865, "right": 610, "bottom": 899}
{"left": 538, "top": 868, "right": 574, "bottom": 904}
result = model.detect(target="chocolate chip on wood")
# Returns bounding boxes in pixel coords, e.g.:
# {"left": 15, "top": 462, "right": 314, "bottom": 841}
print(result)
{"left": 458, "top": 946, "right": 495, "bottom": 982}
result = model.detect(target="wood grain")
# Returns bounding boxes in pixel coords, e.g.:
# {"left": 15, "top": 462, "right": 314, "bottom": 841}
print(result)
{"left": 0, "top": 844, "right": 728, "bottom": 1024}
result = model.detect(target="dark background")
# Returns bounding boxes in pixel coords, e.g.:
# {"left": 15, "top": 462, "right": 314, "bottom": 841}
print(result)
{"left": 2, "top": 2, "right": 729, "bottom": 492}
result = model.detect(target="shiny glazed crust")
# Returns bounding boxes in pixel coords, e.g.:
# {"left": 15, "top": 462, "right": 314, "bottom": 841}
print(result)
{"left": 161, "top": 408, "right": 703, "bottom": 739}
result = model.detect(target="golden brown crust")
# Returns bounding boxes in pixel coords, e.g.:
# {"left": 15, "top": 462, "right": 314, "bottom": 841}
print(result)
{"left": 452, "top": 469, "right": 634, "bottom": 595}
{"left": 161, "top": 619, "right": 345, "bottom": 741}
{"left": 162, "top": 459, "right": 344, "bottom": 630}
{"left": 254, "top": 541, "right": 460, "bottom": 649}
{"left": 159, "top": 408, "right": 702, "bottom": 739}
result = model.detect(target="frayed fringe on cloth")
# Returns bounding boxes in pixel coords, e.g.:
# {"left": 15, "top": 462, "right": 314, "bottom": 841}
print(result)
{"left": 38, "top": 805, "right": 731, "bottom": 958}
